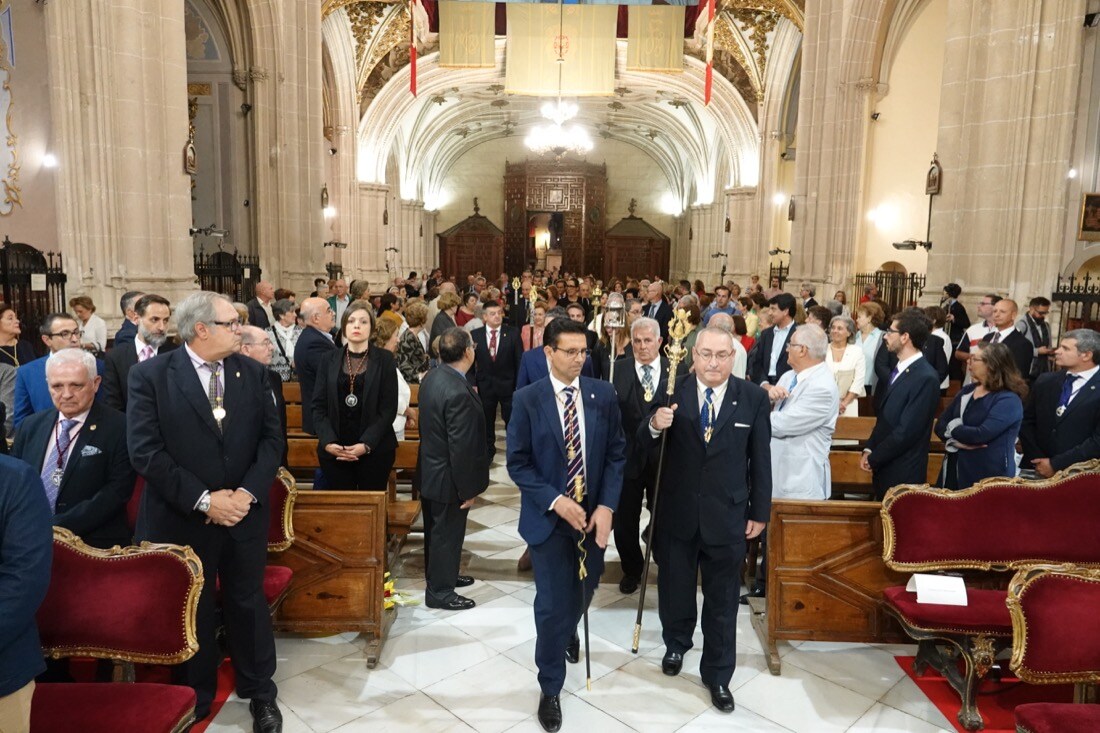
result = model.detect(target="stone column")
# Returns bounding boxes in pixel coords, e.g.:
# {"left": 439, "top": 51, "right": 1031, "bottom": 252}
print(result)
{"left": 726, "top": 187, "right": 763, "bottom": 284}
{"left": 45, "top": 0, "right": 196, "bottom": 321}
{"left": 685, "top": 203, "right": 723, "bottom": 284}
{"left": 354, "top": 183, "right": 390, "bottom": 285}
{"left": 924, "top": 0, "right": 1084, "bottom": 306}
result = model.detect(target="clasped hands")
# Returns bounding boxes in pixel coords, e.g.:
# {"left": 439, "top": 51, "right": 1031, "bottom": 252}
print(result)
{"left": 204, "top": 489, "right": 253, "bottom": 526}
{"left": 554, "top": 500, "right": 614, "bottom": 549}
{"left": 325, "top": 442, "right": 368, "bottom": 461}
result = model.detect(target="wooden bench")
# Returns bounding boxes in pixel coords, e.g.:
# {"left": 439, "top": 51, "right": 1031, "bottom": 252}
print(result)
{"left": 880, "top": 460, "right": 1100, "bottom": 730}
{"left": 832, "top": 416, "right": 945, "bottom": 451}
{"left": 829, "top": 451, "right": 944, "bottom": 497}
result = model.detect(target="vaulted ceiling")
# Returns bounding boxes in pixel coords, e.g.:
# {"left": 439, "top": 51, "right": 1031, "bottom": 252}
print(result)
{"left": 322, "top": 0, "right": 803, "bottom": 207}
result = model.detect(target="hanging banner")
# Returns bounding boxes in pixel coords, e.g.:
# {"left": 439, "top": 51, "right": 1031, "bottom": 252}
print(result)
{"left": 626, "top": 6, "right": 684, "bottom": 72}
{"left": 439, "top": 0, "right": 496, "bottom": 67}
{"left": 505, "top": 4, "right": 617, "bottom": 96}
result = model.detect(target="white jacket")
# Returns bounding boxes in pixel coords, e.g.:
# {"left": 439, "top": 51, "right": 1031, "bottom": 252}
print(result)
{"left": 769, "top": 362, "right": 839, "bottom": 500}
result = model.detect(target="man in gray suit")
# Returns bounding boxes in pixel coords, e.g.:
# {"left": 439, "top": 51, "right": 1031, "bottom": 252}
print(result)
{"left": 418, "top": 327, "right": 489, "bottom": 610}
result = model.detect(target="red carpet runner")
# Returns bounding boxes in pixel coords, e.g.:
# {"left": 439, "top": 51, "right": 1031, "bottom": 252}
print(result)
{"left": 895, "top": 656, "right": 1074, "bottom": 732}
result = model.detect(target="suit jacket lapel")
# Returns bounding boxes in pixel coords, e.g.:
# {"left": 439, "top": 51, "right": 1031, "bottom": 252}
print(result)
{"left": 681, "top": 377, "right": 704, "bottom": 443}
{"left": 169, "top": 348, "right": 221, "bottom": 436}
{"left": 59, "top": 407, "right": 98, "bottom": 495}
{"left": 1060, "top": 370, "right": 1100, "bottom": 419}
{"left": 222, "top": 355, "right": 244, "bottom": 431}
{"left": 28, "top": 409, "right": 57, "bottom": 481}
{"left": 582, "top": 383, "right": 599, "bottom": 464}
{"left": 536, "top": 379, "right": 567, "bottom": 459}
{"left": 708, "top": 378, "right": 739, "bottom": 443}
{"left": 880, "top": 363, "right": 911, "bottom": 407}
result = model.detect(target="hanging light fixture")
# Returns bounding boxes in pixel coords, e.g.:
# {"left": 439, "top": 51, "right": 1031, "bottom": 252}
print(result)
{"left": 524, "top": 0, "right": 594, "bottom": 158}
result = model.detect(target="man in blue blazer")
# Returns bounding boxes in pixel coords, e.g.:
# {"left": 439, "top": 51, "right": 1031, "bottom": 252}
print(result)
{"left": 861, "top": 308, "right": 942, "bottom": 499}
{"left": 1020, "top": 328, "right": 1100, "bottom": 477}
{"left": 0, "top": 454, "right": 53, "bottom": 730}
{"left": 293, "top": 297, "right": 337, "bottom": 435}
{"left": 13, "top": 312, "right": 105, "bottom": 431}
{"left": 507, "top": 318, "right": 625, "bottom": 732}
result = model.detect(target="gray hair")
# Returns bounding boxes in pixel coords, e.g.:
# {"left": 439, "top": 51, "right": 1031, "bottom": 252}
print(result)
{"left": 46, "top": 347, "right": 97, "bottom": 381}
{"left": 695, "top": 326, "right": 736, "bottom": 351}
{"left": 272, "top": 298, "right": 297, "bottom": 319}
{"left": 239, "top": 325, "right": 268, "bottom": 345}
{"left": 829, "top": 315, "right": 857, "bottom": 345}
{"left": 677, "top": 294, "right": 699, "bottom": 308}
{"left": 630, "top": 316, "right": 660, "bottom": 339}
{"left": 1065, "top": 329, "right": 1100, "bottom": 361}
{"left": 176, "top": 291, "right": 233, "bottom": 343}
{"left": 825, "top": 300, "right": 844, "bottom": 317}
{"left": 800, "top": 282, "right": 816, "bottom": 297}
{"left": 545, "top": 306, "right": 569, "bottom": 321}
{"left": 708, "top": 312, "right": 734, "bottom": 333}
{"left": 792, "top": 323, "right": 828, "bottom": 360}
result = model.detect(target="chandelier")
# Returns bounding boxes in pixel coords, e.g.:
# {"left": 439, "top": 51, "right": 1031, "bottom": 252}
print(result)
{"left": 524, "top": 0, "right": 594, "bottom": 158}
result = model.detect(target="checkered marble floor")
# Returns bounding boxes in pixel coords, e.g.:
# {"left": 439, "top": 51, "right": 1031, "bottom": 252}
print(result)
{"left": 206, "top": 427, "right": 952, "bottom": 732}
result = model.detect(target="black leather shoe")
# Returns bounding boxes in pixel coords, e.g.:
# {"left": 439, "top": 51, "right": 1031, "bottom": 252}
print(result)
{"left": 456, "top": 575, "right": 475, "bottom": 588}
{"left": 425, "top": 594, "right": 476, "bottom": 610}
{"left": 565, "top": 633, "right": 580, "bottom": 664}
{"left": 706, "top": 684, "right": 735, "bottom": 713}
{"left": 619, "top": 575, "right": 640, "bottom": 594}
{"left": 739, "top": 588, "right": 765, "bottom": 606}
{"left": 250, "top": 699, "right": 283, "bottom": 733}
{"left": 537, "top": 694, "right": 562, "bottom": 732}
{"left": 662, "top": 650, "right": 683, "bottom": 676}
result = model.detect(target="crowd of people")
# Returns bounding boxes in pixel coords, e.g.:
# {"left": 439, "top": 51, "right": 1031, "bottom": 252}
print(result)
{"left": 0, "top": 267, "right": 1097, "bottom": 733}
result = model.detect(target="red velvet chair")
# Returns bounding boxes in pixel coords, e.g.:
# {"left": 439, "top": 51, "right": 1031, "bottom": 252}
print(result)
{"left": 1007, "top": 565, "right": 1100, "bottom": 733}
{"left": 879, "top": 460, "right": 1100, "bottom": 731}
{"left": 32, "top": 527, "right": 203, "bottom": 733}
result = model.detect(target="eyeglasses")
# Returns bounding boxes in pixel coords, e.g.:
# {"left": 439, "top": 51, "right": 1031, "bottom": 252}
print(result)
{"left": 210, "top": 319, "right": 242, "bottom": 331}
{"left": 885, "top": 328, "right": 900, "bottom": 334}
{"left": 696, "top": 350, "right": 733, "bottom": 363}
{"left": 48, "top": 329, "right": 83, "bottom": 339}
{"left": 552, "top": 347, "right": 590, "bottom": 359}
{"left": 786, "top": 343, "right": 807, "bottom": 351}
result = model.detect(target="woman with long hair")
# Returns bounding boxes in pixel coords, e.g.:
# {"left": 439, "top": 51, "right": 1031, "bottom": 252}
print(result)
{"left": 593, "top": 311, "right": 635, "bottom": 380}
{"left": 311, "top": 300, "right": 398, "bottom": 491}
{"left": 934, "top": 341, "right": 1026, "bottom": 489}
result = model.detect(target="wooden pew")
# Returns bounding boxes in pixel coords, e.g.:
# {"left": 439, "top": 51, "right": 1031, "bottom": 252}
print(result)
{"left": 282, "top": 381, "right": 301, "bottom": 404}
{"left": 286, "top": 403, "right": 302, "bottom": 433}
{"left": 273, "top": 490, "right": 390, "bottom": 666}
{"left": 829, "top": 451, "right": 944, "bottom": 497}
{"left": 831, "top": 417, "right": 945, "bottom": 451}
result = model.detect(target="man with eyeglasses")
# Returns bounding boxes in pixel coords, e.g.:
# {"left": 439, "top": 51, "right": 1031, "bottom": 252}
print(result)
{"left": 646, "top": 326, "right": 771, "bottom": 714}
{"left": 507, "top": 318, "right": 625, "bottom": 732}
{"left": 13, "top": 312, "right": 105, "bottom": 431}
{"left": 954, "top": 293, "right": 1000, "bottom": 385}
{"left": 240, "top": 325, "right": 287, "bottom": 454}
{"left": 127, "top": 291, "right": 285, "bottom": 732}
{"left": 1016, "top": 296, "right": 1053, "bottom": 382}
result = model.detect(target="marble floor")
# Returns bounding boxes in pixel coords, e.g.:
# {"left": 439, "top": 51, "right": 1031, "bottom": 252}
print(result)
{"left": 206, "top": 433, "right": 954, "bottom": 733}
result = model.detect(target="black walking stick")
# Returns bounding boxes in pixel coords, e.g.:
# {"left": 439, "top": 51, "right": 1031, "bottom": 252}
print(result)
{"left": 632, "top": 309, "right": 692, "bottom": 654}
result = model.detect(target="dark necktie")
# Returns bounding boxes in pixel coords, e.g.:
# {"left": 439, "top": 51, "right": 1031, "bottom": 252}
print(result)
{"left": 562, "top": 387, "right": 585, "bottom": 502}
{"left": 1057, "top": 374, "right": 1080, "bottom": 414}
{"left": 206, "top": 362, "right": 223, "bottom": 430}
{"left": 779, "top": 373, "right": 799, "bottom": 411}
{"left": 888, "top": 366, "right": 899, "bottom": 384}
{"left": 990, "top": 332, "right": 1001, "bottom": 344}
{"left": 41, "top": 418, "right": 79, "bottom": 510}
{"left": 489, "top": 330, "right": 498, "bottom": 360}
{"left": 700, "top": 387, "right": 715, "bottom": 443}
{"left": 641, "top": 364, "right": 654, "bottom": 399}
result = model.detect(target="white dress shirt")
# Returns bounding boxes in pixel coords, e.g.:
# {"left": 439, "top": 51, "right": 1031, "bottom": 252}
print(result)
{"left": 891, "top": 352, "right": 924, "bottom": 384}
{"left": 134, "top": 333, "right": 161, "bottom": 362}
{"left": 768, "top": 323, "right": 793, "bottom": 377}
{"left": 1068, "top": 366, "right": 1100, "bottom": 404}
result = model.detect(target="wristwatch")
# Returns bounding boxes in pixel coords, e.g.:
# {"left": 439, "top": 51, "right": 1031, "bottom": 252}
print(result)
{"left": 197, "top": 494, "right": 212, "bottom": 513}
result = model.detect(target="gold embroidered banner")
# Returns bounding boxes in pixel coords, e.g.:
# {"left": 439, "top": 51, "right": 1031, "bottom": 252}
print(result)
{"left": 505, "top": 4, "right": 617, "bottom": 96}
{"left": 626, "top": 6, "right": 684, "bottom": 72}
{"left": 439, "top": 0, "right": 496, "bottom": 68}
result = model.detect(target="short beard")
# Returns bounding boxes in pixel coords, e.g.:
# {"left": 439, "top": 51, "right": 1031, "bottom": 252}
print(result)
{"left": 139, "top": 326, "right": 167, "bottom": 349}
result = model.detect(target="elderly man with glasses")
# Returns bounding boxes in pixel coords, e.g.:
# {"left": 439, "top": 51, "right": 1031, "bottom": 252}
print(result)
{"left": 13, "top": 312, "right": 106, "bottom": 430}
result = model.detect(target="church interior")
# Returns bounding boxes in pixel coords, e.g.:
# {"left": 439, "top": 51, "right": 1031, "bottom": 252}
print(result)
{"left": 3, "top": 0, "right": 1100, "bottom": 732}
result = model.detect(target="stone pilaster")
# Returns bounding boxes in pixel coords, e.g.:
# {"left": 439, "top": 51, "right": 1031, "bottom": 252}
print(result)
{"left": 45, "top": 0, "right": 195, "bottom": 321}
{"left": 684, "top": 203, "right": 724, "bottom": 284}
{"left": 352, "top": 183, "right": 390, "bottom": 285}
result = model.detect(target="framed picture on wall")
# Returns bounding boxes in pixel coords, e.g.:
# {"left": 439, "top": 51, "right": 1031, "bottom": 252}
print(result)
{"left": 1081, "top": 193, "right": 1100, "bottom": 241}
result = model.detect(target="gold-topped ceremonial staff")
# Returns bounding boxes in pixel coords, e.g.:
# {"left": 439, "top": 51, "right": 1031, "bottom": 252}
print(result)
{"left": 631, "top": 308, "right": 692, "bottom": 653}
{"left": 512, "top": 276, "right": 521, "bottom": 306}
{"left": 570, "top": 472, "right": 594, "bottom": 689}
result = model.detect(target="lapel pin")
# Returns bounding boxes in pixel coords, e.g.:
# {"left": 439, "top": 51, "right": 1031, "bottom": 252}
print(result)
{"left": 89, "top": 424, "right": 97, "bottom": 431}
{"left": 236, "top": 371, "right": 241, "bottom": 378}
{"left": 590, "top": 393, "right": 595, "bottom": 399}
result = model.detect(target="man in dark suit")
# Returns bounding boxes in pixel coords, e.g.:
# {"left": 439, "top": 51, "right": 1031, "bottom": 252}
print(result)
{"left": 419, "top": 328, "right": 489, "bottom": 610}
{"left": 646, "top": 326, "right": 771, "bottom": 714}
{"left": 0, "top": 454, "right": 52, "bottom": 732}
{"left": 507, "top": 318, "right": 625, "bottom": 732}
{"left": 861, "top": 309, "right": 942, "bottom": 500}
{"left": 111, "top": 290, "right": 145, "bottom": 348}
{"left": 102, "top": 294, "right": 175, "bottom": 412}
{"left": 12, "top": 349, "right": 134, "bottom": 549}
{"left": 982, "top": 299, "right": 1033, "bottom": 379}
{"left": 747, "top": 292, "right": 797, "bottom": 385}
{"left": 240, "top": 326, "right": 287, "bottom": 460}
{"left": 469, "top": 301, "right": 522, "bottom": 459}
{"left": 246, "top": 281, "right": 276, "bottom": 330}
{"left": 643, "top": 282, "right": 673, "bottom": 341}
{"left": 610, "top": 317, "right": 668, "bottom": 594}
{"left": 1020, "top": 329, "right": 1100, "bottom": 478}
{"left": 799, "top": 283, "right": 818, "bottom": 309}
{"left": 873, "top": 309, "right": 949, "bottom": 406}
{"left": 127, "top": 291, "right": 284, "bottom": 732}
{"left": 565, "top": 303, "right": 599, "bottom": 351}
{"left": 293, "top": 297, "right": 336, "bottom": 435}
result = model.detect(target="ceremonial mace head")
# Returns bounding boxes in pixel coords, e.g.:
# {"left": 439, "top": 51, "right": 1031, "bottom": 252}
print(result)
{"left": 662, "top": 309, "right": 693, "bottom": 395}
{"left": 511, "top": 276, "right": 520, "bottom": 290}
{"left": 604, "top": 291, "right": 625, "bottom": 330}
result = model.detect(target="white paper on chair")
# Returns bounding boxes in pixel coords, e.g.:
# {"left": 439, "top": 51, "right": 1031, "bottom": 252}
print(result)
{"left": 906, "top": 574, "right": 968, "bottom": 606}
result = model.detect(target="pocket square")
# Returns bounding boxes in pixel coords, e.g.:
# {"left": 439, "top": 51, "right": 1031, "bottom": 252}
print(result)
{"left": 734, "top": 422, "right": 751, "bottom": 428}
{"left": 80, "top": 445, "right": 102, "bottom": 457}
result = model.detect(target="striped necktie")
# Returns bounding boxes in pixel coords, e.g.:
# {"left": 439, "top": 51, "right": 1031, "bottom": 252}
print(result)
{"left": 562, "top": 387, "right": 585, "bottom": 502}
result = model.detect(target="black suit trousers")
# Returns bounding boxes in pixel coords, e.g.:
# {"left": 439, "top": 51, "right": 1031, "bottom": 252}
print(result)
{"left": 178, "top": 522, "right": 277, "bottom": 713}
{"left": 318, "top": 448, "right": 396, "bottom": 491}
{"left": 613, "top": 472, "right": 657, "bottom": 579}
{"left": 422, "top": 498, "right": 470, "bottom": 604}
{"left": 654, "top": 531, "right": 744, "bottom": 687}
{"left": 479, "top": 385, "right": 513, "bottom": 456}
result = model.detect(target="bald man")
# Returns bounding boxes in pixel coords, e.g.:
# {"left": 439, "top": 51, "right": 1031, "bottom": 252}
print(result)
{"left": 982, "top": 299, "right": 1032, "bottom": 379}
{"left": 705, "top": 313, "right": 748, "bottom": 380}
{"left": 247, "top": 282, "right": 275, "bottom": 329}
{"left": 293, "top": 298, "right": 336, "bottom": 436}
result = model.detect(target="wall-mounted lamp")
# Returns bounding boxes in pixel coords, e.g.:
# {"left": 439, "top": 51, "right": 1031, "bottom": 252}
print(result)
{"left": 768, "top": 247, "right": 791, "bottom": 256}
{"left": 322, "top": 240, "right": 348, "bottom": 249}
{"left": 892, "top": 240, "right": 932, "bottom": 251}
{"left": 190, "top": 223, "right": 229, "bottom": 239}
{"left": 240, "top": 103, "right": 253, "bottom": 116}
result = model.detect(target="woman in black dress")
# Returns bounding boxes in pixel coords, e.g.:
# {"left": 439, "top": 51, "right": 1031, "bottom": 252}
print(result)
{"left": 0, "top": 304, "right": 34, "bottom": 368}
{"left": 311, "top": 300, "right": 398, "bottom": 490}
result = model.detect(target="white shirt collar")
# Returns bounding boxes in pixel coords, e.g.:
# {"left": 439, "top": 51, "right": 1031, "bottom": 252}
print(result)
{"left": 57, "top": 408, "right": 91, "bottom": 427}
{"left": 1070, "top": 365, "right": 1100, "bottom": 383}
{"left": 996, "top": 325, "right": 1015, "bottom": 338}
{"left": 184, "top": 342, "right": 222, "bottom": 370}
{"left": 895, "top": 351, "right": 924, "bottom": 377}
{"left": 697, "top": 377, "right": 729, "bottom": 408}
{"left": 549, "top": 371, "right": 581, "bottom": 395}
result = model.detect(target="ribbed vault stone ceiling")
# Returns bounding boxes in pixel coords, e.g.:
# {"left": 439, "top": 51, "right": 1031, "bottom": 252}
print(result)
{"left": 322, "top": 0, "right": 803, "bottom": 211}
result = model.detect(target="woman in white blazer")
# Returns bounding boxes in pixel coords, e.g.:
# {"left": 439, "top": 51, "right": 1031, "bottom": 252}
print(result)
{"left": 827, "top": 315, "right": 866, "bottom": 417}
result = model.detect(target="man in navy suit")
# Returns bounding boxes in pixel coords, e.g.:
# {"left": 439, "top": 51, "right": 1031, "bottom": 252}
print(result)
{"left": 293, "top": 297, "right": 337, "bottom": 435}
{"left": 102, "top": 294, "right": 176, "bottom": 413}
{"left": 111, "top": 290, "right": 145, "bottom": 348}
{"left": 0, "top": 454, "right": 52, "bottom": 732}
{"left": 1020, "top": 329, "right": 1100, "bottom": 477}
{"left": 128, "top": 291, "right": 284, "bottom": 731}
{"left": 647, "top": 326, "right": 771, "bottom": 714}
{"left": 507, "top": 318, "right": 625, "bottom": 732}
{"left": 12, "top": 349, "right": 134, "bottom": 550}
{"left": 861, "top": 309, "right": 942, "bottom": 499}
{"left": 469, "top": 301, "right": 523, "bottom": 459}
{"left": 13, "top": 312, "right": 105, "bottom": 430}
{"left": 747, "top": 293, "right": 797, "bottom": 385}
{"left": 643, "top": 282, "right": 673, "bottom": 341}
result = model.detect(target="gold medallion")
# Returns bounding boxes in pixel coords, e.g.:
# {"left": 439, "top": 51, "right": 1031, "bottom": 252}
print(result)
{"left": 568, "top": 446, "right": 576, "bottom": 461}
{"left": 643, "top": 387, "right": 654, "bottom": 402}
{"left": 212, "top": 406, "right": 227, "bottom": 421}
{"left": 704, "top": 426, "right": 713, "bottom": 444}
{"left": 573, "top": 475, "right": 585, "bottom": 501}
